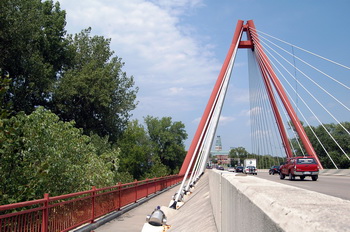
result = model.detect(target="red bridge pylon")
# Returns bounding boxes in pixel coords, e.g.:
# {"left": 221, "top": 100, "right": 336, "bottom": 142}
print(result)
{"left": 179, "top": 20, "right": 323, "bottom": 176}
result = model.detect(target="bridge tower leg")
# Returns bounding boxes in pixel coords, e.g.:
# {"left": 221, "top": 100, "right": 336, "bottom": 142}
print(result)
{"left": 178, "top": 20, "right": 245, "bottom": 175}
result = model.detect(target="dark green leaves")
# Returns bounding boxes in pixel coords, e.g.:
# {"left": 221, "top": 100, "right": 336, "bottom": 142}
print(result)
{"left": 52, "top": 28, "right": 138, "bottom": 141}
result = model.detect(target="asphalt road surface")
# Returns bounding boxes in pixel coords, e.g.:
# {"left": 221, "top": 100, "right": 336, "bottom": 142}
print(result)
{"left": 255, "top": 172, "right": 350, "bottom": 201}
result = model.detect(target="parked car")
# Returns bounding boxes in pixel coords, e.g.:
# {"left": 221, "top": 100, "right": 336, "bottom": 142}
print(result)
{"left": 227, "top": 166, "right": 235, "bottom": 172}
{"left": 235, "top": 166, "right": 244, "bottom": 172}
{"left": 280, "top": 156, "right": 319, "bottom": 181}
{"left": 244, "top": 166, "right": 257, "bottom": 175}
{"left": 216, "top": 166, "right": 224, "bottom": 171}
{"left": 269, "top": 165, "right": 280, "bottom": 175}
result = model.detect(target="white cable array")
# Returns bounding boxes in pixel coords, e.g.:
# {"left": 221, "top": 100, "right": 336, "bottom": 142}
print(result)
{"left": 249, "top": 50, "right": 267, "bottom": 156}
{"left": 185, "top": 40, "right": 236, "bottom": 191}
{"left": 254, "top": 32, "right": 350, "bottom": 91}
{"left": 250, "top": 32, "right": 345, "bottom": 167}
{"left": 266, "top": 56, "right": 340, "bottom": 167}
{"left": 172, "top": 27, "right": 243, "bottom": 206}
{"left": 272, "top": 63, "right": 340, "bottom": 168}
{"left": 250, "top": 27, "right": 350, "bottom": 71}
{"left": 251, "top": 31, "right": 347, "bottom": 165}
{"left": 250, "top": 31, "right": 350, "bottom": 137}
{"left": 254, "top": 46, "right": 292, "bottom": 158}
{"left": 249, "top": 49, "right": 286, "bottom": 163}
{"left": 251, "top": 39, "right": 315, "bottom": 156}
{"left": 275, "top": 91, "right": 304, "bottom": 156}
{"left": 254, "top": 34, "right": 350, "bottom": 113}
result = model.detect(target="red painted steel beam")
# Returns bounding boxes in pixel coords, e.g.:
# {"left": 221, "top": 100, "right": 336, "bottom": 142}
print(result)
{"left": 238, "top": 40, "right": 253, "bottom": 48}
{"left": 179, "top": 20, "right": 245, "bottom": 175}
{"left": 246, "top": 20, "right": 323, "bottom": 169}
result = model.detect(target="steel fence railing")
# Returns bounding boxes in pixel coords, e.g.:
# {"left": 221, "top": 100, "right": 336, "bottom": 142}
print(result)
{"left": 0, "top": 174, "right": 183, "bottom": 232}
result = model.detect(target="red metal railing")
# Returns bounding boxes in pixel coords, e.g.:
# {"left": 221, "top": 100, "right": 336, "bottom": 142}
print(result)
{"left": 0, "top": 174, "right": 183, "bottom": 232}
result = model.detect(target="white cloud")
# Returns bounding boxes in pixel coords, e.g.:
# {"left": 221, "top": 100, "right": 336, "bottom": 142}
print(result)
{"left": 168, "top": 87, "right": 185, "bottom": 95}
{"left": 59, "top": 0, "right": 219, "bottom": 121}
{"left": 219, "top": 115, "right": 236, "bottom": 125}
{"left": 242, "top": 107, "right": 262, "bottom": 117}
{"left": 191, "top": 115, "right": 235, "bottom": 125}
{"left": 149, "top": 0, "right": 205, "bottom": 16}
{"left": 239, "top": 109, "right": 251, "bottom": 117}
{"left": 192, "top": 117, "right": 201, "bottom": 124}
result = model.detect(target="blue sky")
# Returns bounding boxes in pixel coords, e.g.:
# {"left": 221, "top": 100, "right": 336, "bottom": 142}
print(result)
{"left": 58, "top": 0, "right": 350, "bottom": 152}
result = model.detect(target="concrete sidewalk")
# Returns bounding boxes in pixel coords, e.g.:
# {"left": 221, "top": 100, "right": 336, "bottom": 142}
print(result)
{"left": 166, "top": 172, "right": 217, "bottom": 232}
{"left": 94, "top": 186, "right": 176, "bottom": 232}
{"left": 94, "top": 172, "right": 217, "bottom": 232}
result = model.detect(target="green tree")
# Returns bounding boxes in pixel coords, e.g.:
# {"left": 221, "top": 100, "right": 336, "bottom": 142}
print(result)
{"left": 144, "top": 116, "right": 188, "bottom": 174}
{"left": 229, "top": 147, "right": 249, "bottom": 157}
{"left": 89, "top": 133, "right": 133, "bottom": 183}
{"left": 0, "top": 107, "right": 117, "bottom": 205}
{"left": 118, "top": 120, "right": 152, "bottom": 180}
{"left": 0, "top": 0, "right": 68, "bottom": 114}
{"left": 0, "top": 69, "right": 11, "bottom": 118}
{"left": 143, "top": 156, "right": 170, "bottom": 179}
{"left": 293, "top": 122, "right": 350, "bottom": 169}
{"left": 52, "top": 28, "right": 138, "bottom": 141}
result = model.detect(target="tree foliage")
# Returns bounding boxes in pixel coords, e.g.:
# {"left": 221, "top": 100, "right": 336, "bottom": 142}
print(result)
{"left": 118, "top": 117, "right": 188, "bottom": 179}
{"left": 0, "top": 69, "right": 11, "bottom": 118}
{"left": 229, "top": 146, "right": 250, "bottom": 157}
{"left": 0, "top": 107, "right": 118, "bottom": 205}
{"left": 52, "top": 28, "right": 138, "bottom": 141}
{"left": 118, "top": 120, "right": 152, "bottom": 180}
{"left": 144, "top": 116, "right": 188, "bottom": 174}
{"left": 0, "top": 0, "right": 68, "bottom": 114}
{"left": 302, "top": 122, "right": 350, "bottom": 169}
{"left": 0, "top": 1, "right": 138, "bottom": 141}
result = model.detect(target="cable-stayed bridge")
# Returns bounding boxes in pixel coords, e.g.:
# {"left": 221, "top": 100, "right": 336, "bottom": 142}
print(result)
{"left": 1, "top": 20, "right": 350, "bottom": 232}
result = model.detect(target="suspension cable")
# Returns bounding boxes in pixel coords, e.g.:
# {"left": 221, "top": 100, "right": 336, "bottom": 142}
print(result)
{"left": 250, "top": 31, "right": 350, "bottom": 136}
{"left": 250, "top": 27, "right": 350, "bottom": 71}
{"left": 256, "top": 39, "right": 348, "bottom": 164}
{"left": 268, "top": 59, "right": 340, "bottom": 168}
{"left": 254, "top": 31, "right": 350, "bottom": 91}
{"left": 254, "top": 35, "right": 350, "bottom": 114}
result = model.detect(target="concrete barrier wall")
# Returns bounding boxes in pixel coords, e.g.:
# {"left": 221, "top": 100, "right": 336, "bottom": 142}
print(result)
{"left": 209, "top": 170, "right": 350, "bottom": 232}
{"left": 320, "top": 169, "right": 350, "bottom": 176}
{"left": 209, "top": 171, "right": 282, "bottom": 232}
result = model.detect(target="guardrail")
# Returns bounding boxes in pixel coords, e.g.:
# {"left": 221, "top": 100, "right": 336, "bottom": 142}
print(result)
{"left": 0, "top": 175, "right": 183, "bottom": 232}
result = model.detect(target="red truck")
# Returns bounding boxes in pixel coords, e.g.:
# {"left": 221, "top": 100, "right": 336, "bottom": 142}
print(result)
{"left": 279, "top": 156, "right": 319, "bottom": 181}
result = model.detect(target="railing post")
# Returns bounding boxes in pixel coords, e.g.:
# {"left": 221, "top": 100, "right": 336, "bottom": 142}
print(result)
{"left": 41, "top": 193, "right": 49, "bottom": 232}
{"left": 91, "top": 186, "right": 96, "bottom": 223}
{"left": 146, "top": 178, "right": 149, "bottom": 197}
{"left": 118, "top": 182, "right": 121, "bottom": 210}
{"left": 154, "top": 178, "right": 157, "bottom": 193}
{"left": 134, "top": 179, "right": 138, "bottom": 203}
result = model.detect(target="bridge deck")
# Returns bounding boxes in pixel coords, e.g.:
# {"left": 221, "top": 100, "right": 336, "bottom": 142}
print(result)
{"left": 94, "top": 172, "right": 217, "bottom": 232}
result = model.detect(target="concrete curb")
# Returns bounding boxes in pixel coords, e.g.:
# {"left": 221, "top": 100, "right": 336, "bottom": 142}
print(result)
{"left": 209, "top": 170, "right": 350, "bottom": 232}
{"left": 73, "top": 184, "right": 180, "bottom": 232}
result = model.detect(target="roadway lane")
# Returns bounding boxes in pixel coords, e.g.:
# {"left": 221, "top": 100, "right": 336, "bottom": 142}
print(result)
{"left": 255, "top": 172, "right": 350, "bottom": 201}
